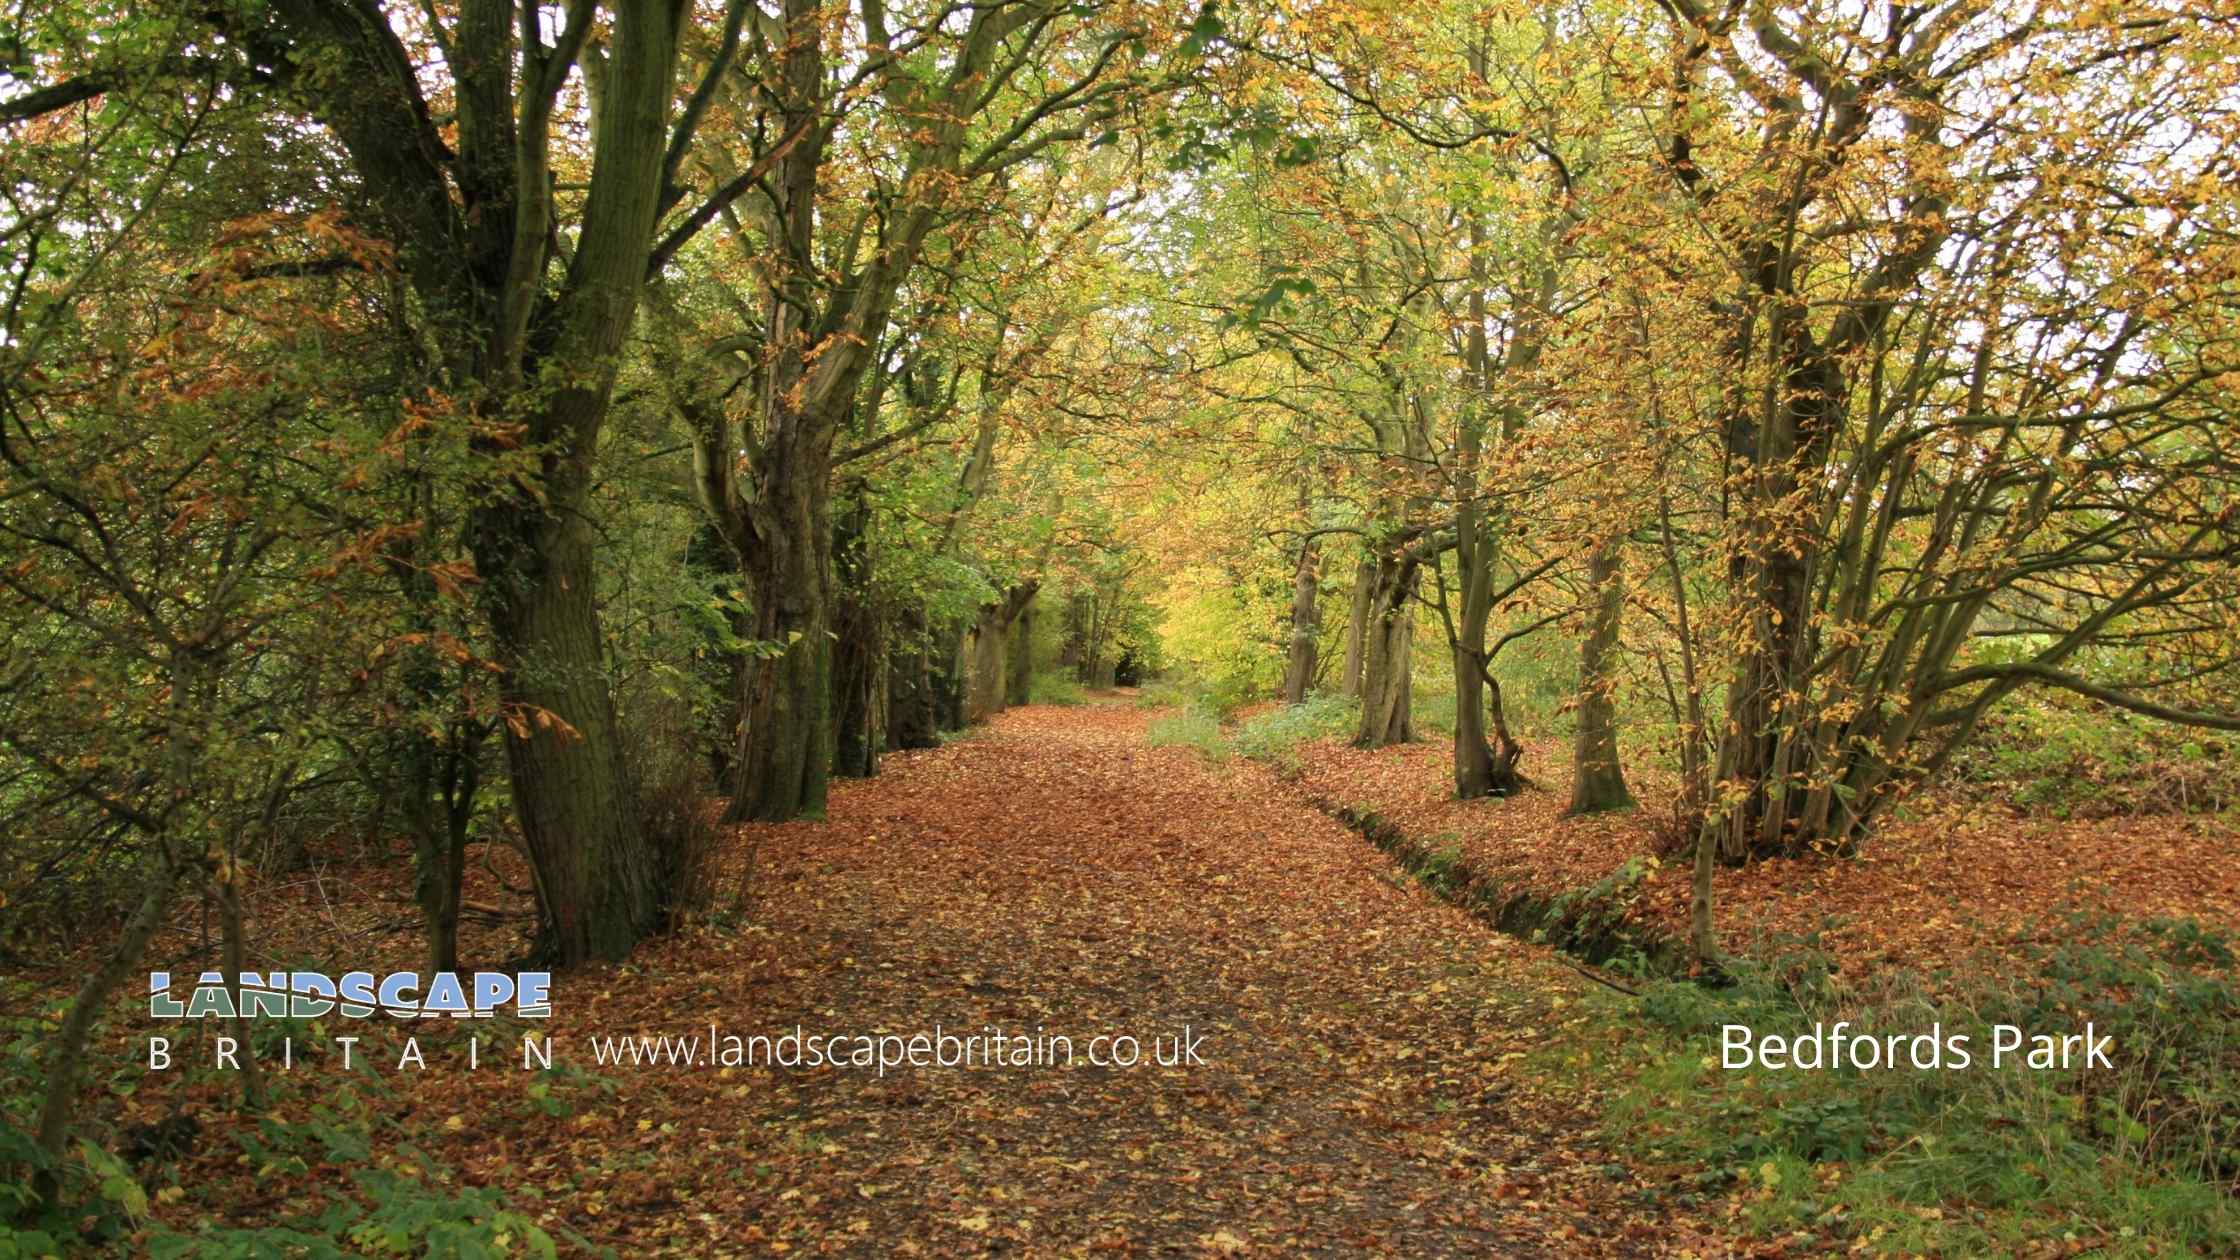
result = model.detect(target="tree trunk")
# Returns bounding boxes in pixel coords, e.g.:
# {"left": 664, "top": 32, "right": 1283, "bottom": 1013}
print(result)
{"left": 1569, "top": 537, "right": 1635, "bottom": 813}
{"left": 1059, "top": 590, "right": 1090, "bottom": 674}
{"left": 1006, "top": 595, "right": 1035, "bottom": 704}
{"left": 240, "top": 0, "right": 684, "bottom": 968}
{"left": 732, "top": 479, "right": 836, "bottom": 822}
{"left": 1690, "top": 801, "right": 1720, "bottom": 965}
{"left": 464, "top": 0, "right": 677, "bottom": 963}
{"left": 1707, "top": 344, "right": 1840, "bottom": 860}
{"left": 216, "top": 877, "right": 267, "bottom": 1112}
{"left": 965, "top": 613, "right": 1007, "bottom": 724}
{"left": 1712, "top": 548, "right": 1815, "bottom": 859}
{"left": 407, "top": 760, "right": 467, "bottom": 974}
{"left": 1450, "top": 532, "right": 1524, "bottom": 799}
{"left": 1282, "top": 533, "right": 1320, "bottom": 704}
{"left": 831, "top": 609, "right": 882, "bottom": 779}
{"left": 1075, "top": 592, "right": 1103, "bottom": 686}
{"left": 399, "top": 707, "right": 480, "bottom": 973}
{"left": 686, "top": 522, "right": 750, "bottom": 793}
{"left": 936, "top": 622, "right": 969, "bottom": 729}
{"left": 1446, "top": 138, "right": 1524, "bottom": 801}
{"left": 965, "top": 583, "right": 1038, "bottom": 723}
{"left": 1452, "top": 652, "right": 1525, "bottom": 798}
{"left": 831, "top": 499, "right": 882, "bottom": 779}
{"left": 888, "top": 609, "right": 942, "bottom": 751}
{"left": 1355, "top": 555, "right": 1416, "bottom": 747}
{"left": 476, "top": 496, "right": 653, "bottom": 963}
{"left": 1340, "top": 555, "right": 1372, "bottom": 699}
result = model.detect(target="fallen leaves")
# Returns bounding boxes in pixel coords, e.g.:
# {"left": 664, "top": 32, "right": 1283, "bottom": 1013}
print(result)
{"left": 69, "top": 699, "right": 1758, "bottom": 1255}
{"left": 1287, "top": 732, "right": 2240, "bottom": 976}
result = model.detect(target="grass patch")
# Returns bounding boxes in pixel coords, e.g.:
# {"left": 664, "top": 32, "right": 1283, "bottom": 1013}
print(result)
{"left": 1029, "top": 671, "right": 1089, "bottom": 706}
{"left": 1146, "top": 709, "right": 1228, "bottom": 763}
{"left": 1562, "top": 916, "right": 2240, "bottom": 1255}
{"left": 1229, "top": 694, "right": 1358, "bottom": 773}
{"left": 1132, "top": 680, "right": 1187, "bottom": 710}
{"left": 1952, "top": 701, "right": 2239, "bottom": 818}
{"left": 1412, "top": 686, "right": 1457, "bottom": 739}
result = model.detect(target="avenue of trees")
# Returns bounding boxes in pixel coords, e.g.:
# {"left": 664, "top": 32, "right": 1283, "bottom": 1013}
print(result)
{"left": 5, "top": 0, "right": 2239, "bottom": 1197}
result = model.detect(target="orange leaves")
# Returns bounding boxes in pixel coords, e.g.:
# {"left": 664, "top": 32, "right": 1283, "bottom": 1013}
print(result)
{"left": 502, "top": 703, "right": 581, "bottom": 744}
{"left": 372, "top": 629, "right": 479, "bottom": 668}
{"left": 311, "top": 520, "right": 424, "bottom": 580}
{"left": 204, "top": 206, "right": 397, "bottom": 283}
{"left": 426, "top": 559, "right": 479, "bottom": 601}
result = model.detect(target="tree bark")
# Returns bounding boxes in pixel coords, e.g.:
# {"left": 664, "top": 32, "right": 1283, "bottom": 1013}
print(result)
{"left": 731, "top": 474, "right": 837, "bottom": 822}
{"left": 680, "top": 522, "right": 750, "bottom": 790}
{"left": 472, "top": 0, "right": 682, "bottom": 962}
{"left": 1340, "top": 555, "right": 1372, "bottom": 699}
{"left": 404, "top": 721, "right": 479, "bottom": 973}
{"left": 888, "top": 608, "right": 942, "bottom": 751}
{"left": 241, "top": 0, "right": 685, "bottom": 966}
{"left": 479, "top": 502, "right": 655, "bottom": 959}
{"left": 1355, "top": 554, "right": 1416, "bottom": 747}
{"left": 1006, "top": 594, "right": 1035, "bottom": 704}
{"left": 966, "top": 583, "right": 1038, "bottom": 723}
{"left": 1444, "top": 161, "right": 1543, "bottom": 801}
{"left": 216, "top": 876, "right": 266, "bottom": 1112}
{"left": 831, "top": 611, "right": 883, "bottom": 778}
{"left": 1450, "top": 530, "right": 1524, "bottom": 799}
{"left": 965, "top": 614, "right": 1006, "bottom": 724}
{"left": 1690, "top": 802, "right": 1720, "bottom": 965}
{"left": 937, "top": 623, "right": 970, "bottom": 728}
{"left": 1282, "top": 531, "right": 1321, "bottom": 704}
{"left": 1569, "top": 537, "right": 1635, "bottom": 813}
{"left": 831, "top": 496, "right": 882, "bottom": 779}
{"left": 1451, "top": 652, "right": 1524, "bottom": 798}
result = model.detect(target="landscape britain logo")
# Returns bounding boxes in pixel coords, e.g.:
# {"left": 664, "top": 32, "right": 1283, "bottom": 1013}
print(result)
{"left": 145, "top": 970, "right": 557, "bottom": 1074}
{"left": 149, "top": 970, "right": 552, "bottom": 1020}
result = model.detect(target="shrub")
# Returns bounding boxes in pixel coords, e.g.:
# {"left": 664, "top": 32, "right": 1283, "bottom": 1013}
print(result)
{"left": 1132, "top": 681, "right": 1186, "bottom": 710}
{"left": 1230, "top": 694, "right": 1358, "bottom": 771}
{"left": 1412, "top": 685, "right": 1457, "bottom": 738}
{"left": 1950, "top": 689, "right": 2238, "bottom": 818}
{"left": 1146, "top": 710, "right": 1228, "bottom": 763}
{"left": 638, "top": 760, "right": 726, "bottom": 927}
{"left": 619, "top": 691, "right": 727, "bottom": 923}
{"left": 1029, "top": 672, "right": 1089, "bottom": 706}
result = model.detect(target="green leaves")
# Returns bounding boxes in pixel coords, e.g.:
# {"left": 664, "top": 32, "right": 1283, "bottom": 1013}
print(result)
{"left": 1178, "top": 2, "right": 1225, "bottom": 59}
{"left": 1219, "top": 271, "right": 1318, "bottom": 330}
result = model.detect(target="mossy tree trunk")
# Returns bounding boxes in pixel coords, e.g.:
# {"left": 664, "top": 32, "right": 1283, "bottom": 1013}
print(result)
{"left": 1355, "top": 552, "right": 1417, "bottom": 748}
{"left": 966, "top": 583, "right": 1038, "bottom": 723}
{"left": 731, "top": 460, "right": 838, "bottom": 821}
{"left": 240, "top": 0, "right": 698, "bottom": 964}
{"left": 1569, "top": 536, "right": 1634, "bottom": 814}
{"left": 1340, "top": 555, "right": 1372, "bottom": 699}
{"left": 1006, "top": 596, "right": 1036, "bottom": 704}
{"left": 1449, "top": 538, "right": 1525, "bottom": 799}
{"left": 887, "top": 608, "right": 943, "bottom": 751}
{"left": 832, "top": 492, "right": 883, "bottom": 779}
{"left": 1282, "top": 528, "right": 1321, "bottom": 705}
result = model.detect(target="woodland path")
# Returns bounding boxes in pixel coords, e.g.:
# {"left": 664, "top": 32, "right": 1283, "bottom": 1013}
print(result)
{"left": 537, "top": 699, "right": 1718, "bottom": 1256}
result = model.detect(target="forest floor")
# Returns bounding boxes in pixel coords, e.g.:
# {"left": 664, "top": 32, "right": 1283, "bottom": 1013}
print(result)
{"left": 1285, "top": 729, "right": 2240, "bottom": 979}
{"left": 75, "top": 698, "right": 1773, "bottom": 1256}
